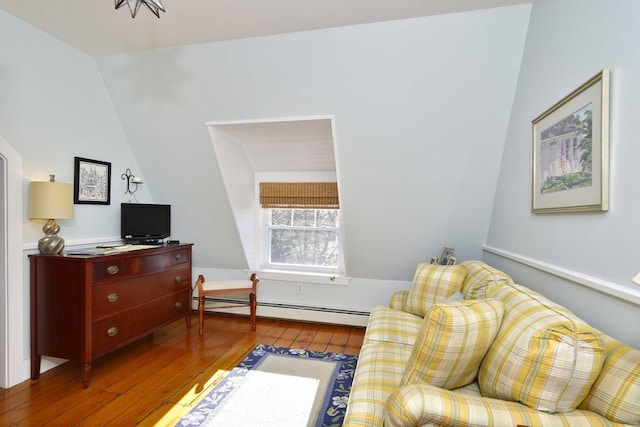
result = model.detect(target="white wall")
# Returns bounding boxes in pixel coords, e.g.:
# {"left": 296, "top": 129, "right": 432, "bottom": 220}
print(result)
{"left": 0, "top": 4, "right": 532, "bottom": 387}
{"left": 0, "top": 10, "right": 150, "bottom": 386}
{"left": 0, "top": 11, "right": 151, "bottom": 244}
{"left": 487, "top": 0, "right": 640, "bottom": 347}
{"left": 96, "top": 6, "right": 531, "bottom": 307}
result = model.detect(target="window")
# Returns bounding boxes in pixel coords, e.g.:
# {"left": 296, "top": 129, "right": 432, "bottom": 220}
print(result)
{"left": 260, "top": 182, "right": 343, "bottom": 275}
{"left": 268, "top": 208, "right": 340, "bottom": 271}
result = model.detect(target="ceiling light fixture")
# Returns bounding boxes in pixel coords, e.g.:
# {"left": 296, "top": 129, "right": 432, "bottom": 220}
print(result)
{"left": 115, "top": 0, "right": 165, "bottom": 18}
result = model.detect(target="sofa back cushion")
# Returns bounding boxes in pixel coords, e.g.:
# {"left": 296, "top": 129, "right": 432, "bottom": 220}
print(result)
{"left": 478, "top": 282, "right": 605, "bottom": 413}
{"left": 404, "top": 263, "right": 467, "bottom": 317}
{"left": 579, "top": 336, "right": 640, "bottom": 424}
{"left": 402, "top": 298, "right": 504, "bottom": 389}
{"left": 459, "top": 260, "right": 513, "bottom": 299}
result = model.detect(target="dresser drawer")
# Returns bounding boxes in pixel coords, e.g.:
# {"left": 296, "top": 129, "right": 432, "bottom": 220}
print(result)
{"left": 92, "top": 291, "right": 190, "bottom": 356}
{"left": 92, "top": 267, "right": 190, "bottom": 319}
{"left": 92, "top": 248, "right": 191, "bottom": 283}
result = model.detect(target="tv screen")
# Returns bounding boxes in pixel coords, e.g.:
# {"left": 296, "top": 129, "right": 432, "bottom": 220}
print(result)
{"left": 121, "top": 203, "right": 171, "bottom": 244}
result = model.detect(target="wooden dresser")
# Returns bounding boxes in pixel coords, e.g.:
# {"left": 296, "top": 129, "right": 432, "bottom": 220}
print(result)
{"left": 29, "top": 243, "right": 193, "bottom": 388}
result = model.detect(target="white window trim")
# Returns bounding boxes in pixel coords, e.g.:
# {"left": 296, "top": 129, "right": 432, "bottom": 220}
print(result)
{"left": 255, "top": 171, "right": 346, "bottom": 285}
{"left": 255, "top": 269, "right": 350, "bottom": 286}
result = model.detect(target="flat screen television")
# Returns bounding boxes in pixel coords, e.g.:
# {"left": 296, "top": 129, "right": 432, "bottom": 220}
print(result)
{"left": 121, "top": 203, "right": 171, "bottom": 244}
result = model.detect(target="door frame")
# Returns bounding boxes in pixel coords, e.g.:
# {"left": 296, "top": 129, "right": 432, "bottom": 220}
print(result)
{"left": 0, "top": 133, "right": 24, "bottom": 388}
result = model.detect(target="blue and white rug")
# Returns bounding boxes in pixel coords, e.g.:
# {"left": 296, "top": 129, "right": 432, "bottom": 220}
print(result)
{"left": 176, "top": 344, "right": 358, "bottom": 427}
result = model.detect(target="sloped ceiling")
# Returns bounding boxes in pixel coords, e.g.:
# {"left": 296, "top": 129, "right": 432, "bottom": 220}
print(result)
{"left": 213, "top": 119, "right": 335, "bottom": 172}
{"left": 0, "top": 0, "right": 531, "bottom": 56}
{"left": 1, "top": 1, "right": 531, "bottom": 281}
{"left": 94, "top": 5, "right": 531, "bottom": 278}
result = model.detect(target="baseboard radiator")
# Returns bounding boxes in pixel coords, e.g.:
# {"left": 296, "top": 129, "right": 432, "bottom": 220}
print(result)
{"left": 192, "top": 296, "right": 370, "bottom": 327}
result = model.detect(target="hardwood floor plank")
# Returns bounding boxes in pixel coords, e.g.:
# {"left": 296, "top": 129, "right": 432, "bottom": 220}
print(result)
{"left": 41, "top": 391, "right": 119, "bottom": 426}
{"left": 0, "top": 314, "right": 365, "bottom": 426}
{"left": 75, "top": 392, "right": 146, "bottom": 426}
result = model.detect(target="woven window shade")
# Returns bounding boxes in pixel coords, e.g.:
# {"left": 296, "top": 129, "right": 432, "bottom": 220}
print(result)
{"left": 260, "top": 182, "right": 339, "bottom": 209}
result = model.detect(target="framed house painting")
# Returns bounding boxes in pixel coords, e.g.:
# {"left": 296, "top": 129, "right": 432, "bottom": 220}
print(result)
{"left": 531, "top": 69, "right": 609, "bottom": 213}
{"left": 74, "top": 157, "right": 111, "bottom": 205}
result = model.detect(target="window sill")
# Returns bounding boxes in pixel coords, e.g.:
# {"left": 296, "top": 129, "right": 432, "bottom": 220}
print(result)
{"left": 253, "top": 269, "right": 349, "bottom": 286}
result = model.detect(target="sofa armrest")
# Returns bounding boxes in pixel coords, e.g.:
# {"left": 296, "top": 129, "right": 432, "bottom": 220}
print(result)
{"left": 384, "top": 383, "right": 610, "bottom": 427}
{"left": 389, "top": 290, "right": 409, "bottom": 310}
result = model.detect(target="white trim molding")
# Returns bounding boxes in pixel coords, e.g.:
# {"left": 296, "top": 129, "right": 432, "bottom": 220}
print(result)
{"left": 256, "top": 270, "right": 349, "bottom": 286}
{"left": 483, "top": 245, "right": 640, "bottom": 306}
{"left": 1, "top": 133, "right": 24, "bottom": 388}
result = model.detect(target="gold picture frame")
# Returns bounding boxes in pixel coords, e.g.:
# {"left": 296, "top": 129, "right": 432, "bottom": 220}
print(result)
{"left": 531, "top": 69, "right": 609, "bottom": 213}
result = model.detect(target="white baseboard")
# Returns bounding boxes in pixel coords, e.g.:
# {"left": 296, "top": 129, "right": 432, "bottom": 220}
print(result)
{"left": 193, "top": 298, "right": 370, "bottom": 327}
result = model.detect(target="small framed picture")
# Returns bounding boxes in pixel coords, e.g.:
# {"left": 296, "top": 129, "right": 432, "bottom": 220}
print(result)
{"left": 446, "top": 257, "right": 457, "bottom": 266}
{"left": 439, "top": 247, "right": 455, "bottom": 265}
{"left": 74, "top": 157, "right": 111, "bottom": 205}
{"left": 430, "top": 256, "right": 439, "bottom": 265}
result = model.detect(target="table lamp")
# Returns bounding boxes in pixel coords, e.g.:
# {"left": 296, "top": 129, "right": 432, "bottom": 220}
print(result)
{"left": 29, "top": 175, "right": 74, "bottom": 254}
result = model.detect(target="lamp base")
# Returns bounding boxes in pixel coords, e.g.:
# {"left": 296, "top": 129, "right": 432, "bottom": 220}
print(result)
{"left": 38, "top": 219, "right": 65, "bottom": 254}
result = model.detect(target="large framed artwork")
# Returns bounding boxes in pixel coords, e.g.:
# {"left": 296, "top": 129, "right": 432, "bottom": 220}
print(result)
{"left": 74, "top": 157, "right": 111, "bottom": 205}
{"left": 531, "top": 69, "right": 609, "bottom": 213}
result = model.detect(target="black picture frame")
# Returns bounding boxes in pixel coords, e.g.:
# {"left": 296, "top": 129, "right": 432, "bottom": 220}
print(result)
{"left": 74, "top": 157, "right": 111, "bottom": 205}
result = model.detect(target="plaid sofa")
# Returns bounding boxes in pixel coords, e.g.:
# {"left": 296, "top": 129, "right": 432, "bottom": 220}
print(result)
{"left": 343, "top": 260, "right": 640, "bottom": 427}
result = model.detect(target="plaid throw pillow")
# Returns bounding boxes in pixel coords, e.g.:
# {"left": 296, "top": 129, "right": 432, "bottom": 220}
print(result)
{"left": 579, "top": 337, "right": 640, "bottom": 424}
{"left": 402, "top": 298, "right": 505, "bottom": 389}
{"left": 459, "top": 260, "right": 513, "bottom": 299}
{"left": 404, "top": 263, "right": 467, "bottom": 317}
{"left": 478, "top": 283, "right": 605, "bottom": 413}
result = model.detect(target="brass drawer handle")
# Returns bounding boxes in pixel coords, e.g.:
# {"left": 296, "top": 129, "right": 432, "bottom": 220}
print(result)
{"left": 106, "top": 265, "right": 120, "bottom": 275}
{"left": 175, "top": 253, "right": 183, "bottom": 261}
{"left": 107, "top": 327, "right": 118, "bottom": 337}
{"left": 106, "top": 293, "right": 118, "bottom": 303}
{"left": 175, "top": 301, "right": 183, "bottom": 309}
{"left": 175, "top": 275, "right": 182, "bottom": 283}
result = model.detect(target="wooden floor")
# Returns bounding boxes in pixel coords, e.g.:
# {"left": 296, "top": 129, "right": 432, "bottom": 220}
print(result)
{"left": 0, "top": 314, "right": 365, "bottom": 426}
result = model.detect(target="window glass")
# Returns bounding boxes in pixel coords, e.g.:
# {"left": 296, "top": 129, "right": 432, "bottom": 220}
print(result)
{"left": 267, "top": 208, "right": 341, "bottom": 271}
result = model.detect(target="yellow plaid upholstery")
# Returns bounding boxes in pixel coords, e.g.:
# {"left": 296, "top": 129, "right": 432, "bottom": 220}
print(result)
{"left": 346, "top": 261, "right": 638, "bottom": 426}
{"left": 460, "top": 259, "right": 513, "bottom": 299}
{"left": 344, "top": 341, "right": 413, "bottom": 426}
{"left": 579, "top": 336, "right": 640, "bottom": 424}
{"left": 404, "top": 263, "right": 467, "bottom": 317}
{"left": 401, "top": 299, "right": 504, "bottom": 389}
{"left": 385, "top": 383, "right": 631, "bottom": 427}
{"left": 363, "top": 306, "right": 422, "bottom": 347}
{"left": 389, "top": 290, "right": 409, "bottom": 310}
{"left": 479, "top": 282, "right": 605, "bottom": 413}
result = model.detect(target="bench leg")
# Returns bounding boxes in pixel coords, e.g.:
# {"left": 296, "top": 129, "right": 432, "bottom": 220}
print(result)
{"left": 250, "top": 293, "right": 257, "bottom": 331}
{"left": 198, "top": 296, "right": 205, "bottom": 336}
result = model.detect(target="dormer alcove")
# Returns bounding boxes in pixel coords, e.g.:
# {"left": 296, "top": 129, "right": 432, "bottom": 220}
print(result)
{"left": 206, "top": 116, "right": 342, "bottom": 277}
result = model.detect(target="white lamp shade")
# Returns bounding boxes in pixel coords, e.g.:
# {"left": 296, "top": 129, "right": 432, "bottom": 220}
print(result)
{"left": 29, "top": 181, "right": 74, "bottom": 219}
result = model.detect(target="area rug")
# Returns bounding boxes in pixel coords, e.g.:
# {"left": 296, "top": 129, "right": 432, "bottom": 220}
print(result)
{"left": 176, "top": 344, "right": 358, "bottom": 427}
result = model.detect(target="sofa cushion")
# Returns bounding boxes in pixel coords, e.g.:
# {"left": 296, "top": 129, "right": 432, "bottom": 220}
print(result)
{"left": 344, "top": 341, "right": 413, "bottom": 426}
{"left": 401, "top": 298, "right": 504, "bottom": 389}
{"left": 478, "top": 282, "right": 606, "bottom": 413}
{"left": 460, "top": 260, "right": 513, "bottom": 299}
{"left": 385, "top": 382, "right": 622, "bottom": 427}
{"left": 579, "top": 336, "right": 640, "bottom": 424}
{"left": 389, "top": 290, "right": 409, "bottom": 310}
{"left": 364, "top": 306, "right": 423, "bottom": 346}
{"left": 404, "top": 263, "right": 467, "bottom": 317}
